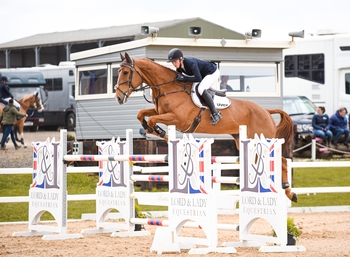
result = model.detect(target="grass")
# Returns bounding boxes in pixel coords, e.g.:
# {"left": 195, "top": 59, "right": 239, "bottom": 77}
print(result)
{"left": 0, "top": 166, "right": 349, "bottom": 222}
{"left": 291, "top": 167, "right": 350, "bottom": 207}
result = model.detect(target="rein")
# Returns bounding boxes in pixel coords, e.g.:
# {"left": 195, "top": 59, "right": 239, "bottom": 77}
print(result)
{"left": 117, "top": 59, "right": 191, "bottom": 105}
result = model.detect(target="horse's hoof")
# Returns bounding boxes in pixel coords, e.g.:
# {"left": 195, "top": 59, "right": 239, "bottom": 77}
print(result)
{"left": 24, "top": 145, "right": 27, "bottom": 148}
{"left": 154, "top": 125, "right": 165, "bottom": 137}
{"left": 291, "top": 193, "right": 298, "bottom": 203}
{"left": 282, "top": 182, "right": 290, "bottom": 189}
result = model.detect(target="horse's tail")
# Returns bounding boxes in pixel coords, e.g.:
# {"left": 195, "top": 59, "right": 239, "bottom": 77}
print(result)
{"left": 267, "top": 109, "right": 294, "bottom": 157}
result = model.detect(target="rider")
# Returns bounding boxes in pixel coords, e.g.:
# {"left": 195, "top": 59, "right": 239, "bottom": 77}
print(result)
{"left": 167, "top": 48, "right": 222, "bottom": 126}
{"left": 0, "top": 76, "right": 22, "bottom": 119}
{"left": 0, "top": 76, "right": 20, "bottom": 109}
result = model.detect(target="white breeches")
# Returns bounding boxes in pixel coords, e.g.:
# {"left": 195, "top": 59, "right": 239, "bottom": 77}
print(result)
{"left": 197, "top": 68, "right": 220, "bottom": 95}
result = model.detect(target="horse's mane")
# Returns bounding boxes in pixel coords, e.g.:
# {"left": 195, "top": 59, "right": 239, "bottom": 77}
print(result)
{"left": 18, "top": 93, "right": 34, "bottom": 103}
{"left": 136, "top": 58, "right": 177, "bottom": 75}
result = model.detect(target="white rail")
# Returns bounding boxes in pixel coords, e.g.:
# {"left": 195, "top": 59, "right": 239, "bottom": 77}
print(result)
{"left": 1, "top": 159, "right": 350, "bottom": 204}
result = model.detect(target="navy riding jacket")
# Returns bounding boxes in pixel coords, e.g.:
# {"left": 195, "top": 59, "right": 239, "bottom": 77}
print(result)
{"left": 176, "top": 57, "right": 217, "bottom": 82}
{"left": 0, "top": 82, "right": 13, "bottom": 99}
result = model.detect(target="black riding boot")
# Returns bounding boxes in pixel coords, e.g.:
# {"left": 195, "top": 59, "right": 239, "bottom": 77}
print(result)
{"left": 202, "top": 89, "right": 222, "bottom": 125}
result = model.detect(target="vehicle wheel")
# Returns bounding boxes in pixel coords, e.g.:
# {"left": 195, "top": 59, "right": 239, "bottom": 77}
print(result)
{"left": 66, "top": 113, "right": 75, "bottom": 131}
{"left": 29, "top": 126, "right": 39, "bottom": 132}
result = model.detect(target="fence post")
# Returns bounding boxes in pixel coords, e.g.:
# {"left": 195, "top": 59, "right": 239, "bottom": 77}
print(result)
{"left": 311, "top": 139, "right": 316, "bottom": 161}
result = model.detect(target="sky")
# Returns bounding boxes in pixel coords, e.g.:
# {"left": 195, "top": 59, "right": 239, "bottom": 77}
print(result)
{"left": 1, "top": 0, "right": 349, "bottom": 44}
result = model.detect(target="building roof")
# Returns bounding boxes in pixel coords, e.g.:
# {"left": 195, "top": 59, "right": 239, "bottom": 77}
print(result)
{"left": 0, "top": 17, "right": 244, "bottom": 50}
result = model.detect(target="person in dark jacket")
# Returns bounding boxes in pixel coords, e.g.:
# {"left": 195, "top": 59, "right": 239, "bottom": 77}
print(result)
{"left": 0, "top": 99, "right": 27, "bottom": 150}
{"left": 312, "top": 106, "right": 333, "bottom": 147}
{"left": 0, "top": 76, "right": 20, "bottom": 110}
{"left": 329, "top": 107, "right": 349, "bottom": 149}
{"left": 167, "top": 48, "right": 222, "bottom": 125}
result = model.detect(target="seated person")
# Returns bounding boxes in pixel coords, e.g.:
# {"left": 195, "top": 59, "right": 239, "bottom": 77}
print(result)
{"left": 220, "top": 75, "right": 233, "bottom": 92}
{"left": 329, "top": 107, "right": 349, "bottom": 149}
{"left": 312, "top": 106, "right": 333, "bottom": 147}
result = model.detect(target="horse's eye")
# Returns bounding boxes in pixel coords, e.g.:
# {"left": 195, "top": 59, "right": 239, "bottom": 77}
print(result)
{"left": 123, "top": 71, "right": 128, "bottom": 76}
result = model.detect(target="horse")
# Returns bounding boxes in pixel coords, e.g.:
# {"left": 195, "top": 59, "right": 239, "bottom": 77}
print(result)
{"left": 0, "top": 92, "right": 44, "bottom": 148}
{"left": 115, "top": 53, "right": 297, "bottom": 203}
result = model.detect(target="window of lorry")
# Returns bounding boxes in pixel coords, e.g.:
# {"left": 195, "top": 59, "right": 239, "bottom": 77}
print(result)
{"left": 284, "top": 54, "right": 325, "bottom": 84}
{"left": 346, "top": 73, "right": 350, "bottom": 94}
{"left": 45, "top": 78, "right": 63, "bottom": 91}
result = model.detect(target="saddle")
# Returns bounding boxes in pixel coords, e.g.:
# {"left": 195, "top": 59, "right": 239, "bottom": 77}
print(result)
{"left": 0, "top": 99, "right": 8, "bottom": 106}
{"left": 191, "top": 83, "right": 231, "bottom": 110}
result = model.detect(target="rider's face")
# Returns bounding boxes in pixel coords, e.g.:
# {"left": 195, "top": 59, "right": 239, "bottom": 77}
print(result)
{"left": 172, "top": 59, "right": 181, "bottom": 69}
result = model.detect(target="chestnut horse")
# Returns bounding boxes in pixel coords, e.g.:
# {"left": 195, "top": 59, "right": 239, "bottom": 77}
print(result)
{"left": 0, "top": 92, "right": 44, "bottom": 148}
{"left": 115, "top": 53, "right": 297, "bottom": 202}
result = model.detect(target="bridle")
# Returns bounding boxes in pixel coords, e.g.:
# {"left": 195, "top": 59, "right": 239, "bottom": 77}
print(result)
{"left": 18, "top": 94, "right": 44, "bottom": 117}
{"left": 115, "top": 58, "right": 191, "bottom": 104}
{"left": 114, "top": 59, "right": 145, "bottom": 103}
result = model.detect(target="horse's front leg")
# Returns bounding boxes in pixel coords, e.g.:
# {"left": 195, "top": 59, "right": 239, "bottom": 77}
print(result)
{"left": 137, "top": 108, "right": 158, "bottom": 133}
{"left": 282, "top": 157, "right": 298, "bottom": 202}
{"left": 137, "top": 109, "right": 178, "bottom": 140}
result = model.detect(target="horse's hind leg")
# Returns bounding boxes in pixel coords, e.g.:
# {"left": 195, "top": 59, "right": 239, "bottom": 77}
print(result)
{"left": 282, "top": 157, "right": 298, "bottom": 202}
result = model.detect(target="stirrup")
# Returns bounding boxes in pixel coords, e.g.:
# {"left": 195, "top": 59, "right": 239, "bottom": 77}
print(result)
{"left": 210, "top": 112, "right": 222, "bottom": 126}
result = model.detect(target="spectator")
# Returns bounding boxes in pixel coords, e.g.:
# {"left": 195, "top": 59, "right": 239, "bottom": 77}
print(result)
{"left": 0, "top": 99, "right": 27, "bottom": 150}
{"left": 220, "top": 75, "right": 233, "bottom": 91}
{"left": 312, "top": 106, "right": 333, "bottom": 147}
{"left": 329, "top": 107, "right": 349, "bottom": 149}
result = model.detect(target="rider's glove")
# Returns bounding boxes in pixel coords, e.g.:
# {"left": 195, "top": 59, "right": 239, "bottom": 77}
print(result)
{"left": 176, "top": 74, "right": 186, "bottom": 81}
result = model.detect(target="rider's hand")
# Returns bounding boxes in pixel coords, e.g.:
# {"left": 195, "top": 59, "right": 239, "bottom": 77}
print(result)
{"left": 176, "top": 74, "right": 186, "bottom": 81}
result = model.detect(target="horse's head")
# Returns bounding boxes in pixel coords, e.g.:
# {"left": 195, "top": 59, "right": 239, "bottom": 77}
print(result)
{"left": 114, "top": 52, "right": 144, "bottom": 105}
{"left": 32, "top": 92, "right": 44, "bottom": 112}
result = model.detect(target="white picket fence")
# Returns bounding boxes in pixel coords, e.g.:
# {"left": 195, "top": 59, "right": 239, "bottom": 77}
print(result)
{"left": 1, "top": 160, "right": 350, "bottom": 204}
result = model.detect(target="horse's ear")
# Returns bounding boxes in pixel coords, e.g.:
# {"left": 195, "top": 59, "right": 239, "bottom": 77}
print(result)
{"left": 125, "top": 52, "right": 132, "bottom": 64}
{"left": 34, "top": 91, "right": 39, "bottom": 98}
{"left": 120, "top": 53, "right": 125, "bottom": 61}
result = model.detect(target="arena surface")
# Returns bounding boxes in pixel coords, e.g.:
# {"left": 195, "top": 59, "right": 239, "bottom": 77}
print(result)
{"left": 0, "top": 212, "right": 349, "bottom": 256}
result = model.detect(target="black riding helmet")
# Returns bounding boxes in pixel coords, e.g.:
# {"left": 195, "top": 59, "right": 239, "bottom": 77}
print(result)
{"left": 167, "top": 48, "right": 183, "bottom": 62}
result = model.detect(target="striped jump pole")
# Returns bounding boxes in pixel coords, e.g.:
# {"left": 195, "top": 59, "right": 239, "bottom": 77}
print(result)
{"left": 63, "top": 154, "right": 168, "bottom": 163}
{"left": 131, "top": 174, "right": 239, "bottom": 184}
{"left": 130, "top": 218, "right": 239, "bottom": 231}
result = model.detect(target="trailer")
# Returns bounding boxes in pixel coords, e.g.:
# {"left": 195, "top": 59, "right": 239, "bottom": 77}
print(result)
{"left": 283, "top": 30, "right": 350, "bottom": 117}
{"left": 16, "top": 62, "right": 76, "bottom": 131}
